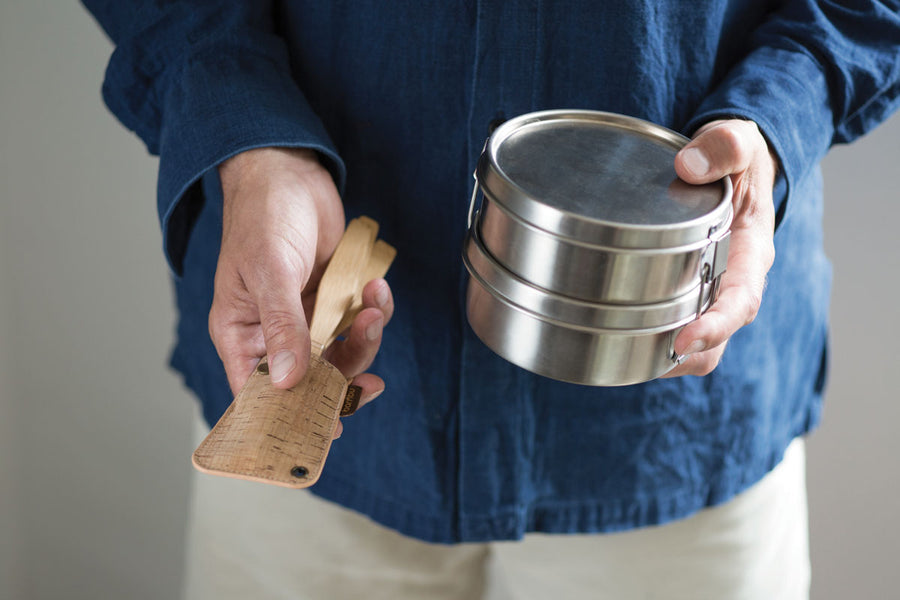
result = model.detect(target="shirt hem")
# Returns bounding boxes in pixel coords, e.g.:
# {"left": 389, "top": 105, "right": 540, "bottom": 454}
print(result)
{"left": 306, "top": 409, "right": 820, "bottom": 545}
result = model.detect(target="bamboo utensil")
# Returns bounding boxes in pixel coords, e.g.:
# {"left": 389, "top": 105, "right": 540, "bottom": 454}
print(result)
{"left": 192, "top": 217, "right": 395, "bottom": 488}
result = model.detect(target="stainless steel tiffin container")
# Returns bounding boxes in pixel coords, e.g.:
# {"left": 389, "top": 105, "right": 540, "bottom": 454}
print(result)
{"left": 464, "top": 110, "right": 733, "bottom": 386}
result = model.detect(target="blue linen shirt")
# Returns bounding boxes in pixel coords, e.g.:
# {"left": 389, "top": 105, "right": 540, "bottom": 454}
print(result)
{"left": 84, "top": 1, "right": 900, "bottom": 543}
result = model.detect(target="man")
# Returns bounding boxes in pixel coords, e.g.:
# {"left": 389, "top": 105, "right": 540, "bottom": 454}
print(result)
{"left": 84, "top": 1, "right": 900, "bottom": 598}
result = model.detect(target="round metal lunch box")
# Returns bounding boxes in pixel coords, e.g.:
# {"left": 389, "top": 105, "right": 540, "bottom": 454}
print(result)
{"left": 464, "top": 230, "right": 716, "bottom": 386}
{"left": 464, "top": 110, "right": 733, "bottom": 386}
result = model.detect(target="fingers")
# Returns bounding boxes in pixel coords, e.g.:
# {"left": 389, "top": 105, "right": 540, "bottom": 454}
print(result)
{"left": 256, "top": 290, "right": 312, "bottom": 390}
{"left": 332, "top": 371, "right": 386, "bottom": 440}
{"left": 208, "top": 266, "right": 266, "bottom": 395}
{"left": 324, "top": 278, "right": 394, "bottom": 378}
{"left": 362, "top": 278, "right": 395, "bottom": 326}
{"left": 209, "top": 309, "right": 268, "bottom": 397}
{"left": 665, "top": 119, "right": 777, "bottom": 378}
{"left": 669, "top": 215, "right": 774, "bottom": 377}
{"left": 209, "top": 264, "right": 313, "bottom": 394}
{"left": 308, "top": 278, "right": 393, "bottom": 440}
{"left": 349, "top": 373, "right": 386, "bottom": 412}
{"left": 675, "top": 119, "right": 759, "bottom": 185}
{"left": 676, "top": 223, "right": 771, "bottom": 342}
{"left": 664, "top": 266, "right": 763, "bottom": 379}
{"left": 227, "top": 241, "right": 315, "bottom": 391}
{"left": 661, "top": 343, "right": 726, "bottom": 380}
{"left": 209, "top": 227, "right": 317, "bottom": 392}
{"left": 211, "top": 147, "right": 349, "bottom": 396}
{"left": 325, "top": 307, "right": 384, "bottom": 378}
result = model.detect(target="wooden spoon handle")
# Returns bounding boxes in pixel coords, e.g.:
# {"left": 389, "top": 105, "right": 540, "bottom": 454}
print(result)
{"left": 308, "top": 217, "right": 378, "bottom": 355}
{"left": 325, "top": 239, "right": 397, "bottom": 348}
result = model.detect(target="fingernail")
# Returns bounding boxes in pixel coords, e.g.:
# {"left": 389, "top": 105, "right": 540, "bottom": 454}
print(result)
{"left": 682, "top": 147, "right": 710, "bottom": 178}
{"left": 269, "top": 350, "right": 296, "bottom": 383}
{"left": 364, "top": 389, "right": 384, "bottom": 403}
{"left": 374, "top": 282, "right": 389, "bottom": 308}
{"left": 366, "top": 317, "right": 384, "bottom": 341}
{"left": 684, "top": 340, "right": 707, "bottom": 355}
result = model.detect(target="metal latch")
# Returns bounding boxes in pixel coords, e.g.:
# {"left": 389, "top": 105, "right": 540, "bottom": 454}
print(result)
{"left": 694, "top": 225, "right": 732, "bottom": 320}
{"left": 707, "top": 225, "right": 731, "bottom": 284}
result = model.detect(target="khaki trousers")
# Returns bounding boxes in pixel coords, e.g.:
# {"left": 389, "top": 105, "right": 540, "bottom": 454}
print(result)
{"left": 183, "top": 416, "right": 809, "bottom": 600}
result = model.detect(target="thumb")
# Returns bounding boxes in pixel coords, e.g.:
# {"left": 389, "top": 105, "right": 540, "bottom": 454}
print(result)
{"left": 674, "top": 119, "right": 757, "bottom": 185}
{"left": 258, "top": 293, "right": 312, "bottom": 389}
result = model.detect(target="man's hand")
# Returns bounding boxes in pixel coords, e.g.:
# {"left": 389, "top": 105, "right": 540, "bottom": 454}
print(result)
{"left": 209, "top": 148, "right": 394, "bottom": 436}
{"left": 664, "top": 119, "right": 777, "bottom": 377}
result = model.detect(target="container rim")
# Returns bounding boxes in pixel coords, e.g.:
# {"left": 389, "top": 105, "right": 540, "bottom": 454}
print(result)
{"left": 463, "top": 230, "right": 715, "bottom": 332}
{"left": 478, "top": 109, "right": 733, "bottom": 247}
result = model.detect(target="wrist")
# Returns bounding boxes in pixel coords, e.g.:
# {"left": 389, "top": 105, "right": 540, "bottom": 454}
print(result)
{"left": 219, "top": 147, "right": 322, "bottom": 193}
{"left": 217, "top": 146, "right": 345, "bottom": 272}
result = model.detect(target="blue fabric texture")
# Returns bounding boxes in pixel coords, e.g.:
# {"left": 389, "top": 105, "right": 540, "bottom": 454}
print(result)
{"left": 84, "top": 0, "right": 900, "bottom": 544}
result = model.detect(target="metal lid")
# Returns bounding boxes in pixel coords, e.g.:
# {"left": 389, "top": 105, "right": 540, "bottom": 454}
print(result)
{"left": 463, "top": 231, "right": 713, "bottom": 332}
{"left": 477, "top": 110, "right": 732, "bottom": 249}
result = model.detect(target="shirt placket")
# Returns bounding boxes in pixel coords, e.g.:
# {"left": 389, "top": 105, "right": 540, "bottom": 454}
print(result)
{"left": 457, "top": 0, "right": 543, "bottom": 542}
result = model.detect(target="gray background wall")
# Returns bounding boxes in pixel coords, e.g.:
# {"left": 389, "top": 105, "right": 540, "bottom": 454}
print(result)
{"left": 0, "top": 203, "right": 22, "bottom": 600}
{"left": 1, "top": 3, "right": 194, "bottom": 599}
{"left": 1, "top": 2, "right": 897, "bottom": 599}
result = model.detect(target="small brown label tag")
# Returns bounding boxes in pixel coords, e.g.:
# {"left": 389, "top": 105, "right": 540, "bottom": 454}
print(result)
{"left": 341, "top": 385, "right": 362, "bottom": 416}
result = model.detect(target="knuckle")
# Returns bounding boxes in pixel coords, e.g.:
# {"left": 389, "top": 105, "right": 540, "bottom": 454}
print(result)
{"left": 715, "top": 125, "right": 747, "bottom": 162}
{"left": 696, "top": 362, "right": 714, "bottom": 377}
{"left": 741, "top": 290, "right": 763, "bottom": 327}
{"left": 738, "top": 118, "right": 763, "bottom": 140}
{"left": 764, "top": 242, "right": 776, "bottom": 269}
{"left": 207, "top": 304, "right": 225, "bottom": 342}
{"left": 261, "top": 308, "right": 301, "bottom": 345}
{"left": 256, "top": 251, "right": 303, "bottom": 285}
{"left": 208, "top": 314, "right": 218, "bottom": 343}
{"left": 706, "top": 316, "right": 730, "bottom": 347}
{"left": 694, "top": 351, "right": 722, "bottom": 376}
{"left": 239, "top": 239, "right": 310, "bottom": 290}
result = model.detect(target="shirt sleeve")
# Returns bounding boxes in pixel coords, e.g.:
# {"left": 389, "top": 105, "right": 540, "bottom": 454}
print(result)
{"left": 82, "top": 1, "right": 346, "bottom": 275}
{"left": 683, "top": 0, "right": 900, "bottom": 225}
